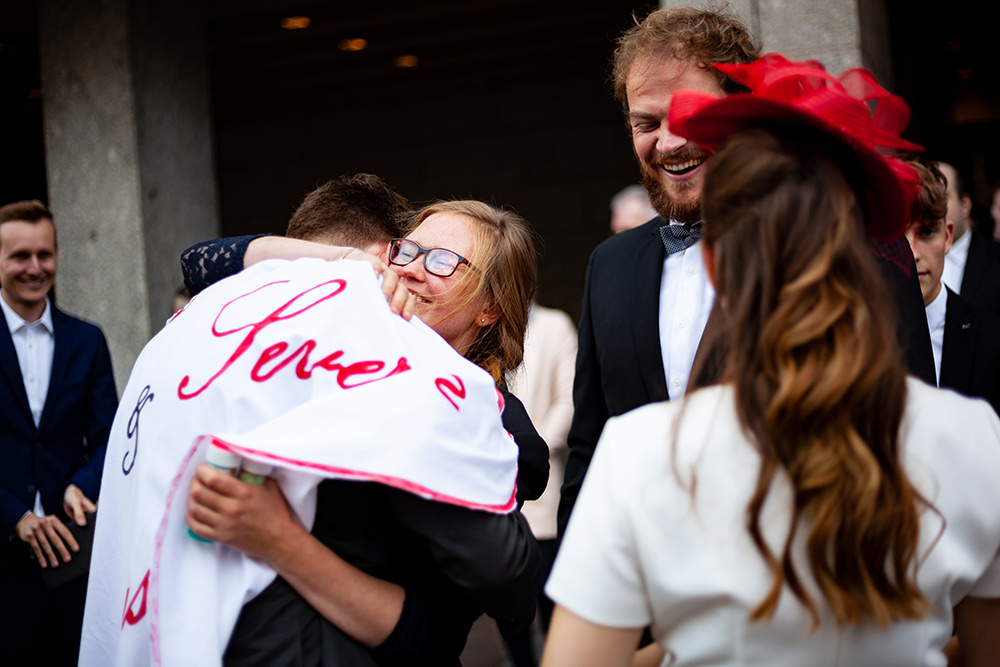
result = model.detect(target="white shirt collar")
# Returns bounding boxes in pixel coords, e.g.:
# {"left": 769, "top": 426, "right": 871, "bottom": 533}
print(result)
{"left": 926, "top": 284, "right": 947, "bottom": 332}
{"left": 942, "top": 231, "right": 971, "bottom": 294}
{"left": 951, "top": 228, "right": 972, "bottom": 260}
{"left": 0, "top": 292, "right": 54, "bottom": 336}
{"left": 924, "top": 286, "right": 947, "bottom": 386}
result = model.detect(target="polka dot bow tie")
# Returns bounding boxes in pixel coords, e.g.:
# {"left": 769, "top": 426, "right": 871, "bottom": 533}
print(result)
{"left": 659, "top": 222, "right": 705, "bottom": 255}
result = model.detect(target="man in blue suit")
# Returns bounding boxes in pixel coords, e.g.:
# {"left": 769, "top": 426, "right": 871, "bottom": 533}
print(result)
{"left": 0, "top": 200, "right": 118, "bottom": 665}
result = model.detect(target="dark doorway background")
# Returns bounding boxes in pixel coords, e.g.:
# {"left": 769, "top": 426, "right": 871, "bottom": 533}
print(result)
{"left": 204, "top": 0, "right": 657, "bottom": 313}
{"left": 889, "top": 0, "right": 1000, "bottom": 236}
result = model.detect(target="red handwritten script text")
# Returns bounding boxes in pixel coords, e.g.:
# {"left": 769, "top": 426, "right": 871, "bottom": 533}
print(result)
{"left": 178, "top": 280, "right": 411, "bottom": 399}
{"left": 435, "top": 375, "right": 466, "bottom": 411}
{"left": 121, "top": 570, "right": 150, "bottom": 629}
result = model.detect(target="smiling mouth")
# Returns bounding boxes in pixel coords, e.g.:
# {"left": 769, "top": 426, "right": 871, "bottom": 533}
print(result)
{"left": 411, "top": 292, "right": 430, "bottom": 304}
{"left": 660, "top": 157, "right": 705, "bottom": 175}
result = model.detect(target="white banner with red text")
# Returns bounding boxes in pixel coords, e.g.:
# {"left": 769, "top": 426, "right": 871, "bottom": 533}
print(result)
{"left": 79, "top": 258, "right": 518, "bottom": 667}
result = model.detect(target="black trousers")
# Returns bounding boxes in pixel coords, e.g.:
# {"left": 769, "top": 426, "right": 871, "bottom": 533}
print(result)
{"left": 0, "top": 552, "right": 88, "bottom": 667}
{"left": 224, "top": 577, "right": 378, "bottom": 667}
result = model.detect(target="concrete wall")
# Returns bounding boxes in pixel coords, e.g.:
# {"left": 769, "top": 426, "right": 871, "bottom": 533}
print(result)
{"left": 661, "top": 0, "right": 892, "bottom": 84}
{"left": 36, "top": 0, "right": 219, "bottom": 391}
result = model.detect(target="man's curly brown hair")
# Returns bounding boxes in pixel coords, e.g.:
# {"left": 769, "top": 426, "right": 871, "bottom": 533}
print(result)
{"left": 612, "top": 5, "right": 761, "bottom": 111}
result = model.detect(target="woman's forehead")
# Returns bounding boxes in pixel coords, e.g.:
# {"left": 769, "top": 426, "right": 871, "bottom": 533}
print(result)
{"left": 408, "top": 212, "right": 476, "bottom": 254}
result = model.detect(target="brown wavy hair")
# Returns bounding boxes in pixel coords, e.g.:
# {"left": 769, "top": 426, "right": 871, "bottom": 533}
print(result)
{"left": 702, "top": 127, "right": 927, "bottom": 628}
{"left": 611, "top": 5, "right": 760, "bottom": 111}
{"left": 907, "top": 156, "right": 948, "bottom": 230}
{"left": 404, "top": 200, "right": 538, "bottom": 386}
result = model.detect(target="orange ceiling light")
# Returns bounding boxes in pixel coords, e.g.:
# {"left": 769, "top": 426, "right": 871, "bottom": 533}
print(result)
{"left": 395, "top": 54, "right": 419, "bottom": 68}
{"left": 338, "top": 38, "right": 368, "bottom": 51}
{"left": 280, "top": 16, "right": 311, "bottom": 30}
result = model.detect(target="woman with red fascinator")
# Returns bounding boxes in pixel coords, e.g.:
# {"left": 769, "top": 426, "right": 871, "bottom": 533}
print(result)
{"left": 542, "top": 55, "right": 1000, "bottom": 667}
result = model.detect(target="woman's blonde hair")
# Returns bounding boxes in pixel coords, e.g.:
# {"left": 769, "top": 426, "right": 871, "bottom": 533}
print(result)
{"left": 404, "top": 200, "right": 538, "bottom": 385}
{"left": 702, "top": 127, "right": 927, "bottom": 628}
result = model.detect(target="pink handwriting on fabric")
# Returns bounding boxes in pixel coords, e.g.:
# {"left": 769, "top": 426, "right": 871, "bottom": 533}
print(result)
{"left": 178, "top": 279, "right": 411, "bottom": 399}
{"left": 435, "top": 375, "right": 466, "bottom": 410}
{"left": 121, "top": 570, "right": 150, "bottom": 629}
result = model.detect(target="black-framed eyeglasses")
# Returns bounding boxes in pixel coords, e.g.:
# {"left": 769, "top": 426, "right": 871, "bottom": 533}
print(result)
{"left": 388, "top": 238, "right": 474, "bottom": 277}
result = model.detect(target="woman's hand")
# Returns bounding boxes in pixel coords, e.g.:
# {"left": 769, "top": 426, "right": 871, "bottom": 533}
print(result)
{"left": 186, "top": 463, "right": 302, "bottom": 564}
{"left": 243, "top": 237, "right": 415, "bottom": 320}
{"left": 337, "top": 248, "right": 415, "bottom": 321}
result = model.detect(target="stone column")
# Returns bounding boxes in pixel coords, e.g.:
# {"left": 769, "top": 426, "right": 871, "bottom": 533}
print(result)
{"left": 660, "top": 0, "right": 893, "bottom": 86}
{"left": 36, "top": 0, "right": 219, "bottom": 392}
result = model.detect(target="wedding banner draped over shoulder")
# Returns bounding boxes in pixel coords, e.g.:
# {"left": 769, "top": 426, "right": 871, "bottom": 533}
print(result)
{"left": 80, "top": 258, "right": 519, "bottom": 667}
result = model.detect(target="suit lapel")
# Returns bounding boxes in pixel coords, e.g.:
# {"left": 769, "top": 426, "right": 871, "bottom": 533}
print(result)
{"left": 940, "top": 289, "right": 974, "bottom": 393}
{"left": 633, "top": 220, "right": 669, "bottom": 401}
{"left": 961, "top": 232, "right": 988, "bottom": 297}
{"left": 0, "top": 309, "right": 35, "bottom": 424}
{"left": 39, "top": 306, "right": 70, "bottom": 430}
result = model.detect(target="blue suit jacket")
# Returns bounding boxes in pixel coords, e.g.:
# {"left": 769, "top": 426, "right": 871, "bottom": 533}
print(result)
{"left": 0, "top": 304, "right": 117, "bottom": 566}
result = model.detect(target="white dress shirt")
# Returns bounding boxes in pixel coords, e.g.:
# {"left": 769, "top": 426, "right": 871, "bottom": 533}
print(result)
{"left": 658, "top": 228, "right": 715, "bottom": 400}
{"left": 924, "top": 286, "right": 948, "bottom": 386}
{"left": 942, "top": 230, "right": 971, "bottom": 294}
{"left": 1, "top": 292, "right": 55, "bottom": 516}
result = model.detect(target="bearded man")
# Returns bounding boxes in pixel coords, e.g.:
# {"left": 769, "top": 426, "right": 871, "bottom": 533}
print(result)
{"left": 557, "top": 6, "right": 934, "bottom": 538}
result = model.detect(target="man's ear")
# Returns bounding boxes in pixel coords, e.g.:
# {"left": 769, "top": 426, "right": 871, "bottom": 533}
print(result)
{"left": 364, "top": 241, "right": 391, "bottom": 265}
{"left": 961, "top": 194, "right": 973, "bottom": 218}
{"left": 701, "top": 242, "right": 716, "bottom": 288}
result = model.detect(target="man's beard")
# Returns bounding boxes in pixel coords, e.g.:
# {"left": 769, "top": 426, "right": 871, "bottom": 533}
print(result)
{"left": 639, "top": 147, "right": 707, "bottom": 225}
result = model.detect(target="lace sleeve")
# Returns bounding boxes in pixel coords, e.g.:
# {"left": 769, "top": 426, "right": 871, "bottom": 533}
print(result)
{"left": 180, "top": 234, "right": 271, "bottom": 296}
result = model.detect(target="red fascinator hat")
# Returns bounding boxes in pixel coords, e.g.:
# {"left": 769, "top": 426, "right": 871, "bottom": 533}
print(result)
{"left": 668, "top": 53, "right": 922, "bottom": 242}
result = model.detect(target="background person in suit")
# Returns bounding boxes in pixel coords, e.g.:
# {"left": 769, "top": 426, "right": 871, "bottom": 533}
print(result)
{"left": 937, "top": 161, "right": 1000, "bottom": 314}
{"left": 0, "top": 200, "right": 117, "bottom": 666}
{"left": 171, "top": 285, "right": 190, "bottom": 315}
{"left": 991, "top": 182, "right": 1000, "bottom": 241}
{"left": 609, "top": 184, "right": 657, "bottom": 235}
{"left": 904, "top": 158, "right": 1000, "bottom": 416}
{"left": 556, "top": 6, "right": 935, "bottom": 539}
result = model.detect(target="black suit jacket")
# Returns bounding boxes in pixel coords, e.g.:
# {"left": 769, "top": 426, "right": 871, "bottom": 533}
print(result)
{"left": 0, "top": 304, "right": 118, "bottom": 570}
{"left": 557, "top": 220, "right": 935, "bottom": 538}
{"left": 960, "top": 231, "right": 1000, "bottom": 315}
{"left": 557, "top": 218, "right": 670, "bottom": 538}
{"left": 940, "top": 287, "right": 1000, "bottom": 416}
{"left": 226, "top": 391, "right": 544, "bottom": 666}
